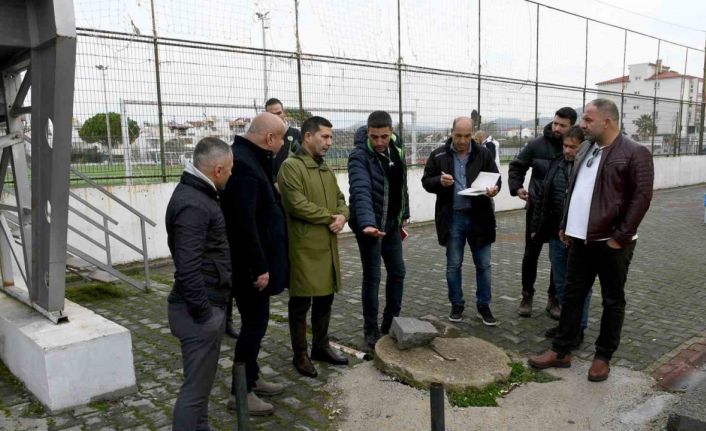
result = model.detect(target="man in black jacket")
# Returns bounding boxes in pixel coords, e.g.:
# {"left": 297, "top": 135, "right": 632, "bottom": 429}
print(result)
{"left": 422, "top": 117, "right": 501, "bottom": 325}
{"left": 509, "top": 107, "right": 577, "bottom": 318}
{"left": 266, "top": 97, "right": 302, "bottom": 177}
{"left": 348, "top": 111, "right": 410, "bottom": 348}
{"left": 529, "top": 99, "right": 654, "bottom": 382}
{"left": 530, "top": 125, "right": 591, "bottom": 346}
{"left": 166, "top": 137, "right": 233, "bottom": 431}
{"left": 221, "top": 112, "right": 288, "bottom": 416}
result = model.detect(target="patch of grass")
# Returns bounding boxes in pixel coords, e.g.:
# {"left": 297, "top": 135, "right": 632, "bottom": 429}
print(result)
{"left": 149, "top": 274, "right": 174, "bottom": 286}
{"left": 0, "top": 360, "right": 24, "bottom": 392}
{"left": 88, "top": 400, "right": 113, "bottom": 411}
{"left": 269, "top": 314, "right": 289, "bottom": 324}
{"left": 448, "top": 362, "right": 558, "bottom": 407}
{"left": 65, "top": 281, "right": 133, "bottom": 303}
{"left": 20, "top": 400, "right": 45, "bottom": 417}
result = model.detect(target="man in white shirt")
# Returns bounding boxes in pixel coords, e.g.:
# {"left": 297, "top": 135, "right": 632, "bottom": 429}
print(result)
{"left": 528, "top": 99, "right": 654, "bottom": 382}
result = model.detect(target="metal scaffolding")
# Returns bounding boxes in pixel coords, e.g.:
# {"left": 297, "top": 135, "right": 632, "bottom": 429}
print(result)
{"left": 0, "top": 0, "right": 77, "bottom": 323}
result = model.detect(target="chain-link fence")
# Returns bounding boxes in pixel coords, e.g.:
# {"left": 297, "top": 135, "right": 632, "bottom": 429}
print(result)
{"left": 65, "top": 0, "right": 705, "bottom": 184}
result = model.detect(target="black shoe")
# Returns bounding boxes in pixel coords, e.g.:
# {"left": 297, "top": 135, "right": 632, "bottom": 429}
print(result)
{"left": 476, "top": 305, "right": 498, "bottom": 326}
{"left": 365, "top": 328, "right": 381, "bottom": 349}
{"left": 449, "top": 305, "right": 464, "bottom": 322}
{"left": 380, "top": 318, "right": 392, "bottom": 335}
{"left": 311, "top": 346, "right": 349, "bottom": 365}
{"left": 225, "top": 321, "right": 239, "bottom": 339}
{"left": 293, "top": 352, "right": 318, "bottom": 378}
{"left": 544, "top": 326, "right": 558, "bottom": 338}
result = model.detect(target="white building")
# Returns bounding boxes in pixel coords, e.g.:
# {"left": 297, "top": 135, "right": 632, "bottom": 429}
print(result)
{"left": 595, "top": 60, "right": 703, "bottom": 142}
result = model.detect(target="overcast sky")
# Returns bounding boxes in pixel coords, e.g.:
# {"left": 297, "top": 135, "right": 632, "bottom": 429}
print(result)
{"left": 73, "top": 0, "right": 706, "bottom": 127}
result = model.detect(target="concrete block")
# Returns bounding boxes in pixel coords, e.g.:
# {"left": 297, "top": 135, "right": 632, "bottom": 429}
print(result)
{"left": 0, "top": 292, "right": 137, "bottom": 412}
{"left": 389, "top": 317, "right": 437, "bottom": 350}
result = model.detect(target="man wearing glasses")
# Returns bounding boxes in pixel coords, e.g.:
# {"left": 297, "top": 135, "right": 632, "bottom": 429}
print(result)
{"left": 529, "top": 99, "right": 654, "bottom": 382}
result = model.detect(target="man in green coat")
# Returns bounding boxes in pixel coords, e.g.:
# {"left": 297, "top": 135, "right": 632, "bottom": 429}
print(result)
{"left": 277, "top": 116, "right": 350, "bottom": 378}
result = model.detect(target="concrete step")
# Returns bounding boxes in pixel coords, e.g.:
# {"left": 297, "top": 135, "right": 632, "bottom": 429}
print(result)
{"left": 65, "top": 256, "right": 93, "bottom": 270}
{"left": 86, "top": 269, "right": 119, "bottom": 283}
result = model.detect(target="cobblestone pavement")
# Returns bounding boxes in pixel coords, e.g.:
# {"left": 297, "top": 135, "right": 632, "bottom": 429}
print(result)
{"left": 0, "top": 184, "right": 704, "bottom": 430}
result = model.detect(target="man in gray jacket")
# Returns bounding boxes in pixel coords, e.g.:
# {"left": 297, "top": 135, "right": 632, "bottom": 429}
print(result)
{"left": 165, "top": 137, "right": 233, "bottom": 431}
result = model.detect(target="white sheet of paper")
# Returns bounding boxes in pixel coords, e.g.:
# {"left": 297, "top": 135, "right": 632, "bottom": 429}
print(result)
{"left": 457, "top": 172, "right": 500, "bottom": 196}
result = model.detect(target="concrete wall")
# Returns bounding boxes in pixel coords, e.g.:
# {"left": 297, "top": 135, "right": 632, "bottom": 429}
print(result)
{"left": 61, "top": 155, "right": 706, "bottom": 265}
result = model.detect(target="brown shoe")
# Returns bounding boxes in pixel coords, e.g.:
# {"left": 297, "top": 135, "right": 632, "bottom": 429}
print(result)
{"left": 528, "top": 350, "right": 571, "bottom": 369}
{"left": 546, "top": 295, "right": 561, "bottom": 320}
{"left": 293, "top": 352, "right": 318, "bottom": 378}
{"left": 517, "top": 292, "right": 533, "bottom": 317}
{"left": 588, "top": 357, "right": 610, "bottom": 382}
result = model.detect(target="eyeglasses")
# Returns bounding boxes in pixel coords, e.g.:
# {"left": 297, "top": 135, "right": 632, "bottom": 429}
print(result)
{"left": 586, "top": 147, "right": 603, "bottom": 168}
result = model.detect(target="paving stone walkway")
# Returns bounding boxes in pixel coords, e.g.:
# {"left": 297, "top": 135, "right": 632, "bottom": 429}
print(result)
{"left": 0, "top": 184, "right": 704, "bottom": 430}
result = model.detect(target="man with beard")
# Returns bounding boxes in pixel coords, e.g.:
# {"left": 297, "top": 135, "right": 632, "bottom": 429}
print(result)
{"left": 278, "top": 116, "right": 350, "bottom": 377}
{"left": 509, "top": 107, "right": 577, "bottom": 319}
{"left": 529, "top": 99, "right": 654, "bottom": 382}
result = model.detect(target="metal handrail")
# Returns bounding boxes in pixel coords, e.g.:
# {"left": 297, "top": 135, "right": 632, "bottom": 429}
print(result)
{"left": 70, "top": 167, "right": 157, "bottom": 227}
{"left": 68, "top": 190, "right": 119, "bottom": 225}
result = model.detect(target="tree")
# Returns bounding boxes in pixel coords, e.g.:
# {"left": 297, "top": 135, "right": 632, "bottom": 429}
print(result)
{"left": 633, "top": 114, "right": 657, "bottom": 140}
{"left": 78, "top": 112, "right": 140, "bottom": 147}
{"left": 285, "top": 108, "right": 313, "bottom": 124}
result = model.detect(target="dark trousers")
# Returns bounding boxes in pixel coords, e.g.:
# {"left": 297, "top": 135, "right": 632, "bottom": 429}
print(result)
{"left": 225, "top": 292, "right": 234, "bottom": 322}
{"left": 288, "top": 294, "right": 335, "bottom": 353}
{"left": 522, "top": 203, "right": 556, "bottom": 297}
{"left": 169, "top": 302, "right": 225, "bottom": 431}
{"left": 231, "top": 286, "right": 270, "bottom": 393}
{"left": 356, "top": 228, "right": 405, "bottom": 335}
{"left": 553, "top": 239, "right": 636, "bottom": 360}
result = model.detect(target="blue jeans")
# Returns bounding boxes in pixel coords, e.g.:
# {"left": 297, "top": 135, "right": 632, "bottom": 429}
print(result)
{"left": 356, "top": 227, "right": 406, "bottom": 335}
{"left": 549, "top": 236, "right": 591, "bottom": 330}
{"left": 446, "top": 210, "right": 492, "bottom": 308}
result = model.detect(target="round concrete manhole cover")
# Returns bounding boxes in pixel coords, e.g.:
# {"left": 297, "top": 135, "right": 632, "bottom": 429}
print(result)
{"left": 374, "top": 336, "right": 512, "bottom": 391}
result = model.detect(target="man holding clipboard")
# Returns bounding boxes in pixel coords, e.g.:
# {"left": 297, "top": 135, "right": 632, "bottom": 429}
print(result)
{"left": 422, "top": 116, "right": 501, "bottom": 325}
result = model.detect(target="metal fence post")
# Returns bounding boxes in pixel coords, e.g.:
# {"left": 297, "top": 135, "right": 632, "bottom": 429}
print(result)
{"left": 652, "top": 40, "right": 661, "bottom": 155}
{"left": 233, "top": 362, "right": 250, "bottom": 430}
{"left": 583, "top": 18, "right": 588, "bottom": 108}
{"left": 150, "top": 0, "right": 167, "bottom": 182}
{"left": 534, "top": 3, "right": 539, "bottom": 136}
{"left": 675, "top": 48, "right": 688, "bottom": 156}
{"left": 477, "top": 0, "right": 481, "bottom": 116}
{"left": 696, "top": 35, "right": 706, "bottom": 154}
{"left": 294, "top": 0, "right": 304, "bottom": 114}
{"left": 620, "top": 29, "right": 627, "bottom": 133}
{"left": 430, "top": 383, "right": 445, "bottom": 431}
{"left": 397, "top": 0, "right": 404, "bottom": 136}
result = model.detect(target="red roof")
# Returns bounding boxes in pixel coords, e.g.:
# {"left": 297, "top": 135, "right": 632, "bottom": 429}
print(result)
{"left": 645, "top": 71, "right": 702, "bottom": 81}
{"left": 596, "top": 75, "right": 630, "bottom": 85}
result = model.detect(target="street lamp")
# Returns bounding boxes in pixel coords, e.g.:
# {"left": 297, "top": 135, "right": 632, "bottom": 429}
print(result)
{"left": 255, "top": 11, "right": 270, "bottom": 106}
{"left": 96, "top": 64, "right": 113, "bottom": 164}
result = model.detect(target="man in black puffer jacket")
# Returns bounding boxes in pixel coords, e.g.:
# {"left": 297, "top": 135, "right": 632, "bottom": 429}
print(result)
{"left": 348, "top": 111, "right": 410, "bottom": 348}
{"left": 509, "top": 107, "right": 577, "bottom": 318}
{"left": 166, "top": 137, "right": 233, "bottom": 431}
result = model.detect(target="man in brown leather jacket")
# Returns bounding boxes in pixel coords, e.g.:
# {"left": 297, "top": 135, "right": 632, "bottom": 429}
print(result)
{"left": 528, "top": 98, "right": 654, "bottom": 382}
